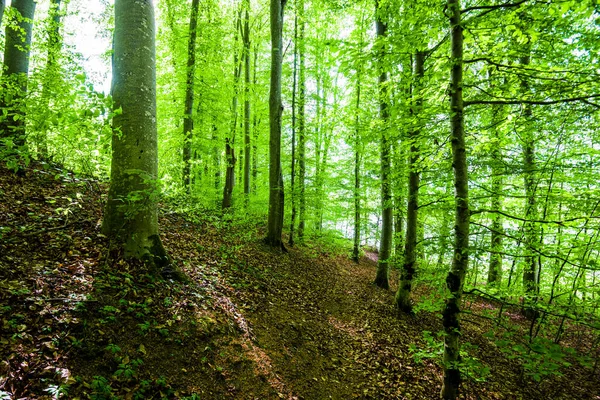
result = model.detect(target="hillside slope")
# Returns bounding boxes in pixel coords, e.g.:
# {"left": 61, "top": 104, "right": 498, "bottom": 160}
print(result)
{"left": 0, "top": 162, "right": 597, "bottom": 399}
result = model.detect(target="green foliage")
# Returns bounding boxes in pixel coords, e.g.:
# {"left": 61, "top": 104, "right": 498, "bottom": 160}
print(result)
{"left": 409, "top": 331, "right": 491, "bottom": 383}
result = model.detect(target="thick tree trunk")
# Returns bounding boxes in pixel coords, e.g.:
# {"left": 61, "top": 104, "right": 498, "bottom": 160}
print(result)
{"left": 297, "top": 0, "right": 306, "bottom": 241}
{"left": 289, "top": 12, "right": 298, "bottom": 246}
{"left": 243, "top": 0, "right": 251, "bottom": 198}
{"left": 0, "top": 0, "right": 36, "bottom": 147}
{"left": 353, "top": 70, "right": 362, "bottom": 263}
{"left": 37, "top": 0, "right": 63, "bottom": 157}
{"left": 182, "top": 0, "right": 200, "bottom": 191}
{"left": 266, "top": 0, "right": 286, "bottom": 249}
{"left": 374, "top": 0, "right": 391, "bottom": 289}
{"left": 395, "top": 50, "right": 425, "bottom": 313}
{"left": 441, "top": 0, "right": 469, "bottom": 398}
{"left": 103, "top": 0, "right": 169, "bottom": 271}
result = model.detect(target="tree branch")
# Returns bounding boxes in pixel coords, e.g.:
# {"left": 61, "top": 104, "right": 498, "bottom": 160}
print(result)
{"left": 461, "top": 0, "right": 530, "bottom": 14}
{"left": 464, "top": 94, "right": 600, "bottom": 108}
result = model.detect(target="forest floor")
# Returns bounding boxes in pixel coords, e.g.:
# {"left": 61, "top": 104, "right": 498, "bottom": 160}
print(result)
{"left": 1, "top": 161, "right": 599, "bottom": 399}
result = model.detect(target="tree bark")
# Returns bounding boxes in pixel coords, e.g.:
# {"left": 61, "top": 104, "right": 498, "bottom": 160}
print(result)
{"left": 441, "top": 0, "right": 470, "bottom": 398}
{"left": 243, "top": 0, "right": 251, "bottom": 198}
{"left": 519, "top": 35, "right": 539, "bottom": 319}
{"left": 374, "top": 0, "right": 391, "bottom": 289}
{"left": 353, "top": 68, "right": 362, "bottom": 263}
{"left": 182, "top": 0, "right": 200, "bottom": 191}
{"left": 488, "top": 75, "right": 504, "bottom": 286}
{"left": 289, "top": 12, "right": 298, "bottom": 246}
{"left": 0, "top": 0, "right": 5, "bottom": 30}
{"left": 297, "top": 0, "right": 306, "bottom": 241}
{"left": 266, "top": 0, "right": 286, "bottom": 249}
{"left": 0, "top": 0, "right": 36, "bottom": 147}
{"left": 395, "top": 50, "right": 425, "bottom": 313}
{"left": 223, "top": 8, "right": 242, "bottom": 210}
{"left": 103, "top": 0, "right": 169, "bottom": 271}
{"left": 251, "top": 44, "right": 259, "bottom": 193}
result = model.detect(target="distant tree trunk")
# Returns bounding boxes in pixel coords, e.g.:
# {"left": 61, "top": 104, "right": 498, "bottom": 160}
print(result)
{"left": 0, "top": 0, "right": 36, "bottom": 148}
{"left": 182, "top": 0, "right": 200, "bottom": 191}
{"left": 297, "top": 0, "right": 306, "bottom": 241}
{"left": 103, "top": 0, "right": 170, "bottom": 270}
{"left": 289, "top": 12, "right": 298, "bottom": 246}
{"left": 352, "top": 69, "right": 362, "bottom": 263}
{"left": 266, "top": 0, "right": 286, "bottom": 249}
{"left": 0, "top": 0, "right": 5, "bottom": 30}
{"left": 243, "top": 0, "right": 251, "bottom": 199}
{"left": 395, "top": 50, "right": 425, "bottom": 313}
{"left": 38, "top": 0, "right": 64, "bottom": 157}
{"left": 441, "top": 0, "right": 470, "bottom": 398}
{"left": 374, "top": 0, "right": 391, "bottom": 289}
{"left": 520, "top": 37, "right": 539, "bottom": 319}
{"left": 251, "top": 44, "right": 259, "bottom": 193}
{"left": 212, "top": 120, "right": 221, "bottom": 199}
{"left": 488, "top": 76, "right": 504, "bottom": 286}
{"left": 223, "top": 9, "right": 242, "bottom": 210}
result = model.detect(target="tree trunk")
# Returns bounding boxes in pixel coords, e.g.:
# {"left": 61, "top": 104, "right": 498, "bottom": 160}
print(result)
{"left": 103, "top": 0, "right": 170, "bottom": 271}
{"left": 251, "top": 44, "right": 259, "bottom": 193}
{"left": 223, "top": 9, "right": 242, "bottom": 210}
{"left": 37, "top": 0, "right": 63, "bottom": 157}
{"left": 243, "top": 0, "right": 251, "bottom": 198}
{"left": 395, "top": 50, "right": 424, "bottom": 313}
{"left": 441, "top": 0, "right": 469, "bottom": 398}
{"left": 374, "top": 0, "right": 391, "bottom": 289}
{"left": 520, "top": 39, "right": 539, "bottom": 319}
{"left": 0, "top": 0, "right": 5, "bottom": 30}
{"left": 182, "top": 0, "right": 200, "bottom": 191}
{"left": 0, "top": 0, "right": 36, "bottom": 148}
{"left": 297, "top": 0, "right": 306, "bottom": 241}
{"left": 266, "top": 0, "right": 286, "bottom": 249}
{"left": 289, "top": 12, "right": 298, "bottom": 246}
{"left": 488, "top": 78, "right": 504, "bottom": 286}
{"left": 353, "top": 69, "right": 362, "bottom": 263}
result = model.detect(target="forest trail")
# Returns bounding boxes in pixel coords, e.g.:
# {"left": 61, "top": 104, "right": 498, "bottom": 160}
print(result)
{"left": 0, "top": 162, "right": 597, "bottom": 399}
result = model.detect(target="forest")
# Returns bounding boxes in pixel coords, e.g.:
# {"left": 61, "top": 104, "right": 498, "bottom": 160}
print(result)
{"left": 0, "top": 0, "right": 599, "bottom": 398}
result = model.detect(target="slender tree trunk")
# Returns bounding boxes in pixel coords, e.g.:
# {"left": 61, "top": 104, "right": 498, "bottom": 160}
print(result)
{"left": 395, "top": 50, "right": 424, "bottom": 313}
{"left": 251, "top": 44, "right": 259, "bottom": 193}
{"left": 212, "top": 119, "right": 221, "bottom": 200}
{"left": 289, "top": 12, "right": 298, "bottom": 246}
{"left": 266, "top": 0, "right": 286, "bottom": 249}
{"left": 103, "top": 0, "right": 169, "bottom": 270}
{"left": 182, "top": 0, "right": 200, "bottom": 191}
{"left": 223, "top": 9, "right": 242, "bottom": 210}
{"left": 0, "top": 0, "right": 5, "bottom": 30}
{"left": 353, "top": 69, "right": 362, "bottom": 263}
{"left": 0, "top": 0, "right": 36, "bottom": 147}
{"left": 297, "top": 0, "right": 306, "bottom": 241}
{"left": 243, "top": 0, "right": 251, "bottom": 199}
{"left": 488, "top": 80, "right": 504, "bottom": 286}
{"left": 441, "top": 0, "right": 470, "bottom": 398}
{"left": 374, "top": 0, "right": 392, "bottom": 289}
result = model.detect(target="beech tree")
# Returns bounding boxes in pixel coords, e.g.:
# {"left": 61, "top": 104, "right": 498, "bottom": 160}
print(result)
{"left": 102, "top": 0, "right": 169, "bottom": 269}
{"left": 373, "top": 0, "right": 392, "bottom": 289}
{"left": 266, "top": 0, "right": 286, "bottom": 248}
{"left": 182, "top": 0, "right": 200, "bottom": 191}
{"left": 441, "top": 0, "right": 468, "bottom": 397}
